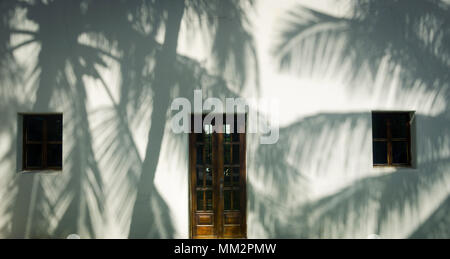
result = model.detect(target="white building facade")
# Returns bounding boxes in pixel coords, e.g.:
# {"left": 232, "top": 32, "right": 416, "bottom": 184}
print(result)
{"left": 0, "top": 0, "right": 449, "bottom": 238}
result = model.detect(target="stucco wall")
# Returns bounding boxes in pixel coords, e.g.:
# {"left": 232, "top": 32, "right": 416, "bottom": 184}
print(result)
{"left": 0, "top": 0, "right": 449, "bottom": 238}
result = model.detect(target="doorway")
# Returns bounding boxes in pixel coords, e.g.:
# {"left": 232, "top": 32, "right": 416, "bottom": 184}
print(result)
{"left": 189, "top": 114, "right": 247, "bottom": 239}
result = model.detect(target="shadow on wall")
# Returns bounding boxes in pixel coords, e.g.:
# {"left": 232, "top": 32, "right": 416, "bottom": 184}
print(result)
{"left": 410, "top": 195, "right": 450, "bottom": 238}
{"left": 0, "top": 0, "right": 257, "bottom": 238}
{"left": 274, "top": 0, "right": 450, "bottom": 103}
{"left": 249, "top": 113, "right": 450, "bottom": 238}
{"left": 1, "top": 0, "right": 449, "bottom": 239}
{"left": 245, "top": 0, "right": 450, "bottom": 238}
{"left": 248, "top": 0, "right": 450, "bottom": 238}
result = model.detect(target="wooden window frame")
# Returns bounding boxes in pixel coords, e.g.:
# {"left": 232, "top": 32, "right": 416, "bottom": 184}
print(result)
{"left": 22, "top": 114, "right": 63, "bottom": 171}
{"left": 372, "top": 111, "right": 413, "bottom": 168}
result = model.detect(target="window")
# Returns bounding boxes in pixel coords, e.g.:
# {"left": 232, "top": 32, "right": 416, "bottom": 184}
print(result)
{"left": 372, "top": 111, "right": 413, "bottom": 167}
{"left": 22, "top": 114, "right": 63, "bottom": 171}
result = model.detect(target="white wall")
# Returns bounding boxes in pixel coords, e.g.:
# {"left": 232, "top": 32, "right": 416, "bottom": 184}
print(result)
{"left": 0, "top": 0, "right": 449, "bottom": 238}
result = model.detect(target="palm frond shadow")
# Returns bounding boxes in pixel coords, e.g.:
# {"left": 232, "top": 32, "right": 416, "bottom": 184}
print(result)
{"left": 274, "top": 1, "right": 450, "bottom": 104}
{"left": 257, "top": 0, "right": 450, "bottom": 238}
{"left": 89, "top": 44, "right": 250, "bottom": 238}
{"left": 251, "top": 113, "right": 450, "bottom": 238}
{"left": 1, "top": 0, "right": 142, "bottom": 238}
{"left": 1, "top": 0, "right": 259, "bottom": 238}
{"left": 410, "top": 194, "right": 450, "bottom": 238}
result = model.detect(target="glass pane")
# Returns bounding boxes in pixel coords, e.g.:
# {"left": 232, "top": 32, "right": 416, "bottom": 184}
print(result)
{"left": 224, "top": 124, "right": 231, "bottom": 143}
{"left": 196, "top": 144, "right": 203, "bottom": 165}
{"left": 206, "top": 191, "right": 213, "bottom": 211}
{"left": 47, "top": 144, "right": 62, "bottom": 167}
{"left": 224, "top": 190, "right": 231, "bottom": 210}
{"left": 205, "top": 167, "right": 212, "bottom": 186}
{"left": 233, "top": 115, "right": 241, "bottom": 141}
{"left": 232, "top": 144, "right": 240, "bottom": 164}
{"left": 224, "top": 168, "right": 232, "bottom": 186}
{"left": 233, "top": 190, "right": 240, "bottom": 210}
{"left": 205, "top": 140, "right": 212, "bottom": 165}
{"left": 26, "top": 116, "right": 43, "bottom": 141}
{"left": 47, "top": 115, "right": 63, "bottom": 141}
{"left": 392, "top": 141, "right": 408, "bottom": 164}
{"left": 26, "top": 144, "right": 42, "bottom": 167}
{"left": 391, "top": 114, "right": 409, "bottom": 138}
{"left": 196, "top": 133, "right": 203, "bottom": 142}
{"left": 196, "top": 167, "right": 204, "bottom": 187}
{"left": 224, "top": 144, "right": 231, "bottom": 164}
{"left": 373, "top": 142, "right": 387, "bottom": 164}
{"left": 372, "top": 114, "right": 387, "bottom": 138}
{"left": 232, "top": 167, "right": 240, "bottom": 185}
{"left": 197, "top": 191, "right": 204, "bottom": 211}
{"left": 204, "top": 124, "right": 212, "bottom": 165}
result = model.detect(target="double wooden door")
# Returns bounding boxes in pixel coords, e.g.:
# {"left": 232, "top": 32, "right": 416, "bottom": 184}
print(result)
{"left": 189, "top": 115, "right": 246, "bottom": 239}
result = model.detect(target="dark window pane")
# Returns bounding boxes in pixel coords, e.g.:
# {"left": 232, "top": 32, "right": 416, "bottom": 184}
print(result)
{"left": 196, "top": 167, "right": 204, "bottom": 187}
{"left": 205, "top": 141, "right": 212, "bottom": 165}
{"left": 224, "top": 133, "right": 231, "bottom": 143}
{"left": 224, "top": 168, "right": 232, "bottom": 186}
{"left": 205, "top": 132, "right": 212, "bottom": 142}
{"left": 196, "top": 133, "right": 203, "bottom": 142}
{"left": 232, "top": 144, "right": 239, "bottom": 164}
{"left": 224, "top": 190, "right": 231, "bottom": 210}
{"left": 196, "top": 144, "right": 203, "bottom": 165}
{"left": 391, "top": 114, "right": 409, "bottom": 138}
{"left": 205, "top": 191, "right": 213, "bottom": 211}
{"left": 47, "top": 144, "right": 62, "bottom": 167}
{"left": 233, "top": 190, "right": 240, "bottom": 210}
{"left": 197, "top": 191, "right": 204, "bottom": 211}
{"left": 203, "top": 124, "right": 212, "bottom": 165}
{"left": 224, "top": 144, "right": 231, "bottom": 164}
{"left": 373, "top": 141, "right": 387, "bottom": 164}
{"left": 205, "top": 167, "right": 212, "bottom": 186}
{"left": 26, "top": 116, "right": 43, "bottom": 141}
{"left": 392, "top": 141, "right": 408, "bottom": 164}
{"left": 26, "top": 144, "right": 42, "bottom": 167}
{"left": 47, "top": 115, "right": 63, "bottom": 141}
{"left": 224, "top": 124, "right": 231, "bottom": 143}
{"left": 372, "top": 114, "right": 387, "bottom": 138}
{"left": 233, "top": 114, "right": 241, "bottom": 141}
{"left": 232, "top": 167, "right": 240, "bottom": 185}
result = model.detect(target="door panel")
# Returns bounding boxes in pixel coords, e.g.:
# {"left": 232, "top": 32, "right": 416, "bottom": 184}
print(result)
{"left": 190, "top": 115, "right": 246, "bottom": 239}
{"left": 191, "top": 123, "right": 217, "bottom": 238}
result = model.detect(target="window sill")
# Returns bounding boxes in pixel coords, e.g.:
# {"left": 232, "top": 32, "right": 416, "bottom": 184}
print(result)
{"left": 19, "top": 169, "right": 62, "bottom": 175}
{"left": 372, "top": 165, "right": 417, "bottom": 170}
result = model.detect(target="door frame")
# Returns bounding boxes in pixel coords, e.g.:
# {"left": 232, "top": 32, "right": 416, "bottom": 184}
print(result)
{"left": 188, "top": 113, "right": 247, "bottom": 239}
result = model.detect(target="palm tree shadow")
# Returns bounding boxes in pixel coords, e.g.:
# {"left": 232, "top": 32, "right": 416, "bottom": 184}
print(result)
{"left": 0, "top": 0, "right": 252, "bottom": 238}
{"left": 274, "top": 1, "right": 450, "bottom": 106}
{"left": 3, "top": 0, "right": 111, "bottom": 238}
{"left": 124, "top": 0, "right": 259, "bottom": 238}
{"left": 255, "top": 0, "right": 450, "bottom": 238}
{"left": 1, "top": 0, "right": 151, "bottom": 238}
{"left": 251, "top": 112, "right": 450, "bottom": 238}
{"left": 410, "top": 194, "right": 450, "bottom": 238}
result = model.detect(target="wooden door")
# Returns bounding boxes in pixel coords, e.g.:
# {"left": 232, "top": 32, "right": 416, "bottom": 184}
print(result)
{"left": 189, "top": 114, "right": 246, "bottom": 239}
